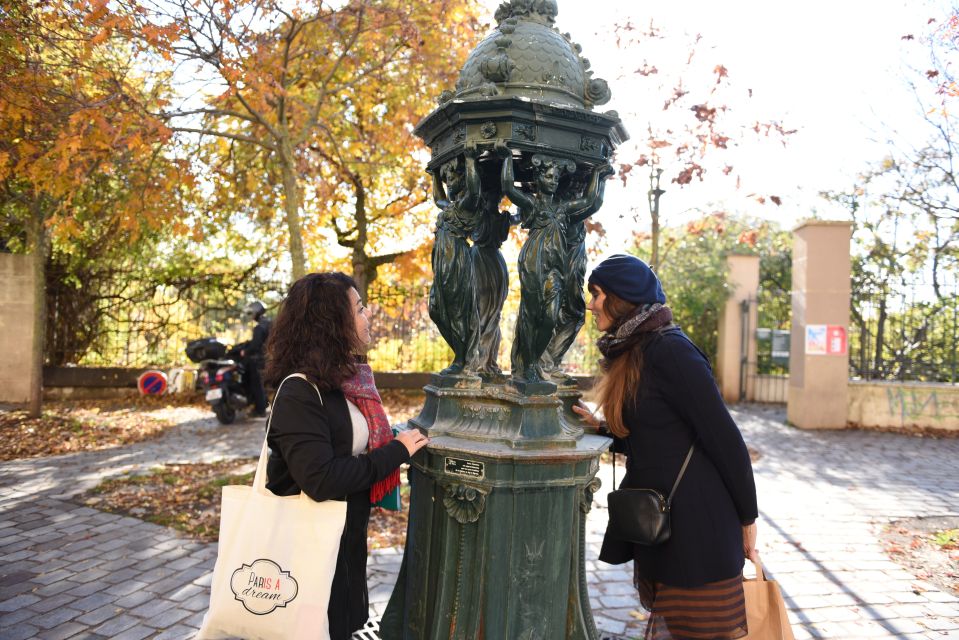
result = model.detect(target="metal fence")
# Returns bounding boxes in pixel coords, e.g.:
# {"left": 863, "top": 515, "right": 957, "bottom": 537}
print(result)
{"left": 741, "top": 287, "right": 791, "bottom": 404}
{"left": 52, "top": 293, "right": 250, "bottom": 368}
{"left": 365, "top": 283, "right": 601, "bottom": 375}
{"left": 849, "top": 279, "right": 959, "bottom": 383}
{"left": 62, "top": 281, "right": 603, "bottom": 375}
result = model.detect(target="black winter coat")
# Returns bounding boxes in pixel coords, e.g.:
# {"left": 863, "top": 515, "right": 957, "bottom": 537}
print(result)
{"left": 599, "top": 328, "right": 758, "bottom": 588}
{"left": 265, "top": 377, "right": 409, "bottom": 640}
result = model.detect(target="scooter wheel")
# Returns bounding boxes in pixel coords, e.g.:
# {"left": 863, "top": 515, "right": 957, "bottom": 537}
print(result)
{"left": 214, "top": 403, "right": 237, "bottom": 425}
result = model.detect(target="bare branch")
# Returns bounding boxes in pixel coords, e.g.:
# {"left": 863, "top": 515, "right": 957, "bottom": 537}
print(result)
{"left": 171, "top": 126, "right": 277, "bottom": 151}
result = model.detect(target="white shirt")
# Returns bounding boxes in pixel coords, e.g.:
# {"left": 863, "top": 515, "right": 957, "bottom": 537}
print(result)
{"left": 345, "top": 399, "right": 370, "bottom": 455}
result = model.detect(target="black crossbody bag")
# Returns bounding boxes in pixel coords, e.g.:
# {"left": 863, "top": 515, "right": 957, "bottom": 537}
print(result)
{"left": 607, "top": 442, "right": 695, "bottom": 546}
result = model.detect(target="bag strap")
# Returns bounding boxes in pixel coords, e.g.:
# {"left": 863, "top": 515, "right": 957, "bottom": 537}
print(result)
{"left": 252, "top": 373, "right": 322, "bottom": 495}
{"left": 749, "top": 556, "right": 768, "bottom": 582}
{"left": 666, "top": 444, "right": 695, "bottom": 506}
{"left": 611, "top": 441, "right": 695, "bottom": 506}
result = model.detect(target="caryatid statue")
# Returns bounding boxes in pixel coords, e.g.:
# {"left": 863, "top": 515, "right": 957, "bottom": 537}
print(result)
{"left": 498, "top": 142, "right": 612, "bottom": 385}
{"left": 428, "top": 142, "right": 481, "bottom": 375}
{"left": 470, "top": 183, "right": 512, "bottom": 381}
{"left": 540, "top": 164, "right": 613, "bottom": 384}
{"left": 385, "top": 1, "right": 629, "bottom": 637}
{"left": 412, "top": 0, "right": 627, "bottom": 390}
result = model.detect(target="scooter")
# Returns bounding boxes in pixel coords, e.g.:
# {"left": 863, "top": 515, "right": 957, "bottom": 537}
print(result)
{"left": 186, "top": 338, "right": 252, "bottom": 424}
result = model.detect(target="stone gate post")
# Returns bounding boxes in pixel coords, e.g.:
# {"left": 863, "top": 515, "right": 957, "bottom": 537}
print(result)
{"left": 0, "top": 254, "right": 38, "bottom": 403}
{"left": 787, "top": 220, "right": 852, "bottom": 429}
{"left": 716, "top": 254, "right": 759, "bottom": 403}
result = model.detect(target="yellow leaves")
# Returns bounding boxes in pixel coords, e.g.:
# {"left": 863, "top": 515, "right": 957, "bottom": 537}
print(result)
{"left": 244, "top": 172, "right": 259, "bottom": 194}
{"left": 171, "top": 221, "right": 191, "bottom": 236}
{"left": 50, "top": 215, "right": 83, "bottom": 241}
{"left": 126, "top": 132, "right": 143, "bottom": 151}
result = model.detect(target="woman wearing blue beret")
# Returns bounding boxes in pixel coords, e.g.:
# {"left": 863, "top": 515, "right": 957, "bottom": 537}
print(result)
{"left": 574, "top": 254, "right": 759, "bottom": 639}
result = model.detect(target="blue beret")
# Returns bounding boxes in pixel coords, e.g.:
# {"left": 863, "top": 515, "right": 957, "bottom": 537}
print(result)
{"left": 588, "top": 254, "right": 666, "bottom": 305}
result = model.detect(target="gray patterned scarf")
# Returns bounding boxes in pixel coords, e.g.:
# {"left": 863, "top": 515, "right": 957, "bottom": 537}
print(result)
{"left": 596, "top": 303, "right": 675, "bottom": 364}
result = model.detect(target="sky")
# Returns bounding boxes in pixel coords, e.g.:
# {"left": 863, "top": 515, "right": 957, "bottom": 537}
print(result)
{"left": 474, "top": 0, "right": 950, "bottom": 254}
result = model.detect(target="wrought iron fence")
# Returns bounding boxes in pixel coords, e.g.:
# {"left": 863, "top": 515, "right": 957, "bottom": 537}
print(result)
{"left": 365, "top": 283, "right": 601, "bottom": 375}
{"left": 849, "top": 279, "right": 959, "bottom": 383}
{"left": 60, "top": 281, "right": 603, "bottom": 375}
{"left": 742, "top": 287, "right": 791, "bottom": 404}
{"left": 52, "top": 292, "right": 253, "bottom": 368}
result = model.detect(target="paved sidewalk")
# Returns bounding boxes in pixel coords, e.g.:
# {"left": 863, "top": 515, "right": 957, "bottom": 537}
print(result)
{"left": 0, "top": 404, "right": 958, "bottom": 639}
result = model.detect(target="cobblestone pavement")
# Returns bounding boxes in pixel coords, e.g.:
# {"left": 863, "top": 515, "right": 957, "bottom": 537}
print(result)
{"left": 1, "top": 404, "right": 958, "bottom": 639}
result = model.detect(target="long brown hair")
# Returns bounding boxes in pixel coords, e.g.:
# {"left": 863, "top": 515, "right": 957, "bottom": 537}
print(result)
{"left": 590, "top": 284, "right": 644, "bottom": 438}
{"left": 264, "top": 272, "right": 360, "bottom": 391}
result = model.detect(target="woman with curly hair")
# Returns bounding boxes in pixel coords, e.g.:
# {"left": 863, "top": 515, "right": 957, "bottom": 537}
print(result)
{"left": 263, "top": 272, "right": 429, "bottom": 639}
{"left": 574, "top": 255, "right": 758, "bottom": 640}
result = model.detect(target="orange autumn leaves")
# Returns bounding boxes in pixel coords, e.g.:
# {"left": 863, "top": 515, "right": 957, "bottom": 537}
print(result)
{"left": 0, "top": 0, "right": 190, "bottom": 242}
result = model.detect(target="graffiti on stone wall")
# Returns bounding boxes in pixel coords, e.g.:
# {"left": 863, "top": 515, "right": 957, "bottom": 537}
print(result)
{"left": 886, "top": 387, "right": 959, "bottom": 422}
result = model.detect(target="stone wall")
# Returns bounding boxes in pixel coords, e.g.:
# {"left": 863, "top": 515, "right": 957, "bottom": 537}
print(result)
{"left": 0, "top": 254, "right": 36, "bottom": 403}
{"left": 848, "top": 380, "right": 959, "bottom": 432}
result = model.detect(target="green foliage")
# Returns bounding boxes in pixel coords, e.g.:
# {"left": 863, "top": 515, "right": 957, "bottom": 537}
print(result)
{"left": 824, "top": 150, "right": 959, "bottom": 382}
{"left": 931, "top": 529, "right": 959, "bottom": 549}
{"left": 631, "top": 213, "right": 792, "bottom": 361}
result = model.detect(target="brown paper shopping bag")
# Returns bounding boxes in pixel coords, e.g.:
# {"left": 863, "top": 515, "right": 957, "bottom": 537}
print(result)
{"left": 743, "top": 557, "right": 796, "bottom": 640}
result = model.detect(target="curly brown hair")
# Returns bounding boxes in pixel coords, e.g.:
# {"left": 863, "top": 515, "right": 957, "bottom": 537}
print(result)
{"left": 264, "top": 272, "right": 360, "bottom": 391}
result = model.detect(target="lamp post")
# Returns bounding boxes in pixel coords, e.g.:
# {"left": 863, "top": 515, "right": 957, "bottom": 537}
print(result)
{"left": 648, "top": 165, "right": 665, "bottom": 271}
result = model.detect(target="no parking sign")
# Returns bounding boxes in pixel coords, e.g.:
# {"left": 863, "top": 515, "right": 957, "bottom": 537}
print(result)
{"left": 137, "top": 370, "right": 168, "bottom": 395}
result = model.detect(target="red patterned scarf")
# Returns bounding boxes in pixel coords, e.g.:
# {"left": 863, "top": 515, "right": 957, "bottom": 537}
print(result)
{"left": 341, "top": 363, "right": 399, "bottom": 504}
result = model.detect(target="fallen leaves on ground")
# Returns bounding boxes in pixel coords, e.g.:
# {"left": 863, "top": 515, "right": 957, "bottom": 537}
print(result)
{"left": 81, "top": 459, "right": 257, "bottom": 541}
{"left": 76, "top": 390, "right": 420, "bottom": 547}
{"left": 0, "top": 396, "right": 194, "bottom": 461}
{"left": 80, "top": 458, "right": 410, "bottom": 549}
{"left": 882, "top": 516, "right": 959, "bottom": 595}
{"left": 379, "top": 390, "right": 425, "bottom": 425}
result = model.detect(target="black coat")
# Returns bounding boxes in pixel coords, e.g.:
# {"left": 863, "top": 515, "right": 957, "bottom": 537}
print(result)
{"left": 246, "top": 317, "right": 272, "bottom": 363}
{"left": 599, "top": 328, "right": 758, "bottom": 588}
{"left": 265, "top": 377, "right": 409, "bottom": 640}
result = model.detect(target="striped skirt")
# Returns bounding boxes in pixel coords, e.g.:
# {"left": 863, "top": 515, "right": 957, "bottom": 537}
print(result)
{"left": 636, "top": 571, "right": 747, "bottom": 640}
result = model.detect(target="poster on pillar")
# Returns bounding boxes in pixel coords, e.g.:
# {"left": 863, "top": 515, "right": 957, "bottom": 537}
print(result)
{"left": 805, "top": 325, "right": 847, "bottom": 356}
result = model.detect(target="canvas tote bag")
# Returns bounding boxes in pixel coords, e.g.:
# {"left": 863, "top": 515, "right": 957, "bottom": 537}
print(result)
{"left": 197, "top": 374, "right": 348, "bottom": 640}
{"left": 744, "top": 556, "right": 796, "bottom": 640}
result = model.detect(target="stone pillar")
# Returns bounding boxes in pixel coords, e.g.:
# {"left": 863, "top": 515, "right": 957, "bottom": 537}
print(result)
{"left": 716, "top": 254, "right": 760, "bottom": 403}
{"left": 787, "top": 220, "right": 852, "bottom": 429}
{"left": 0, "top": 254, "right": 37, "bottom": 403}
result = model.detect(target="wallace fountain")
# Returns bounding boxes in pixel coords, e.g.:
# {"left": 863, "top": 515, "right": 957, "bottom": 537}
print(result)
{"left": 381, "top": 1, "right": 628, "bottom": 638}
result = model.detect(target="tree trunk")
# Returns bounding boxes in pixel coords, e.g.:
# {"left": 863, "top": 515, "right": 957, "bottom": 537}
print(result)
{"left": 279, "top": 140, "right": 307, "bottom": 280}
{"left": 27, "top": 196, "right": 46, "bottom": 418}
{"left": 350, "top": 180, "right": 371, "bottom": 300}
{"left": 352, "top": 253, "right": 372, "bottom": 302}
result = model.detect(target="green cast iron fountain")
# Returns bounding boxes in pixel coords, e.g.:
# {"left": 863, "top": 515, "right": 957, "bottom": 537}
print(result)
{"left": 381, "top": 1, "right": 628, "bottom": 637}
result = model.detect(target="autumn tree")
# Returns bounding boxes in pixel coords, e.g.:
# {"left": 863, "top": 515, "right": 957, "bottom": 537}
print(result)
{"left": 140, "top": 0, "right": 483, "bottom": 289}
{"left": 820, "top": 7, "right": 959, "bottom": 381}
{"left": 610, "top": 19, "right": 794, "bottom": 269}
{"left": 0, "top": 0, "right": 190, "bottom": 414}
{"left": 631, "top": 213, "right": 791, "bottom": 360}
{"left": 823, "top": 156, "right": 958, "bottom": 381}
